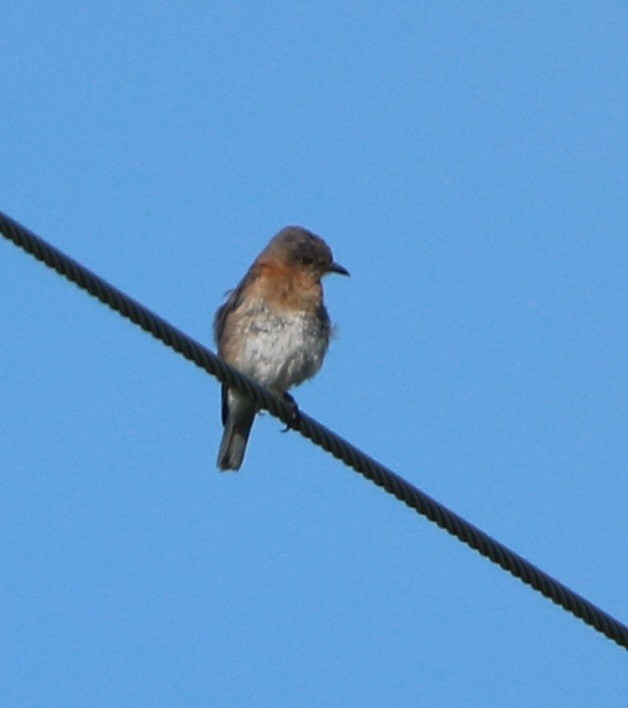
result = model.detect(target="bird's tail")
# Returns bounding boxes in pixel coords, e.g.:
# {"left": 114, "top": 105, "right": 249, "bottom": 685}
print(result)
{"left": 217, "top": 394, "right": 257, "bottom": 471}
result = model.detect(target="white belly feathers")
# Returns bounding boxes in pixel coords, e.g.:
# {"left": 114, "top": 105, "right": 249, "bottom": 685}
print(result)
{"left": 232, "top": 305, "right": 330, "bottom": 392}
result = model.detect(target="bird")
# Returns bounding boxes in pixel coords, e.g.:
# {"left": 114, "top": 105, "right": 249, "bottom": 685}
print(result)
{"left": 214, "top": 226, "right": 349, "bottom": 471}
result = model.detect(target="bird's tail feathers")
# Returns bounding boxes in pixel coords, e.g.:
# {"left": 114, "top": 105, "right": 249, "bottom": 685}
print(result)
{"left": 217, "top": 398, "right": 256, "bottom": 471}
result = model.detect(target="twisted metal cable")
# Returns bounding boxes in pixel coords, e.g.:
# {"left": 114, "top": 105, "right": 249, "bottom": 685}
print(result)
{"left": 2, "top": 209, "right": 627, "bottom": 651}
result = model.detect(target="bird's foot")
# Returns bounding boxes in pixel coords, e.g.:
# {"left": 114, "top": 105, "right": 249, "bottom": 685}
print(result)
{"left": 280, "top": 392, "right": 300, "bottom": 432}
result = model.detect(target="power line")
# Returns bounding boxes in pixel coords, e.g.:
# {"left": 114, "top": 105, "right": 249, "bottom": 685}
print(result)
{"left": 1, "top": 208, "right": 627, "bottom": 651}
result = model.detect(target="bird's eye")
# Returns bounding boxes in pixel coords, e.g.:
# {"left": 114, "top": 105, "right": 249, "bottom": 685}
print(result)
{"left": 300, "top": 255, "right": 314, "bottom": 266}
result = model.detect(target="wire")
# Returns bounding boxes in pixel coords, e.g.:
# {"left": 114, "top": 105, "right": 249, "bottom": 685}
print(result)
{"left": 2, "top": 209, "right": 627, "bottom": 651}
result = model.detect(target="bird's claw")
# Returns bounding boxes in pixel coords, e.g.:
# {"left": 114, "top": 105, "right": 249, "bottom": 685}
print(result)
{"left": 280, "top": 392, "right": 300, "bottom": 432}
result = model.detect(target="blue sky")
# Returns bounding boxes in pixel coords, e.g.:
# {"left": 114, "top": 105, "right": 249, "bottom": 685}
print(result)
{"left": 1, "top": 3, "right": 627, "bottom": 705}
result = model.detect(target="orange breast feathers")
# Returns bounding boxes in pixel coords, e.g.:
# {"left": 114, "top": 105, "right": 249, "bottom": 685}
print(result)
{"left": 247, "top": 259, "right": 324, "bottom": 313}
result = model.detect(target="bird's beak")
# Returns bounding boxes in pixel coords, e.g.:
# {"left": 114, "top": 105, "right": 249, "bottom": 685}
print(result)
{"left": 327, "top": 261, "right": 350, "bottom": 277}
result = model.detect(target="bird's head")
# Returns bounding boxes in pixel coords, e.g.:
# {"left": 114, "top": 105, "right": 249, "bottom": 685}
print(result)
{"left": 263, "top": 226, "right": 349, "bottom": 280}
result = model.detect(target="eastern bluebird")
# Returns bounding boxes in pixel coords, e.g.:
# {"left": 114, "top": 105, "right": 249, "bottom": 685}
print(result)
{"left": 214, "top": 226, "right": 349, "bottom": 471}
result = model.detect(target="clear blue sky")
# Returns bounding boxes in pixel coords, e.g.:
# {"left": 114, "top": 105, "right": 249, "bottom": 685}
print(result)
{"left": 2, "top": 3, "right": 627, "bottom": 705}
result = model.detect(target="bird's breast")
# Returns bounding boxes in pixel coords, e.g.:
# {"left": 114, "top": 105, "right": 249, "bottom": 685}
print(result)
{"left": 228, "top": 302, "right": 330, "bottom": 391}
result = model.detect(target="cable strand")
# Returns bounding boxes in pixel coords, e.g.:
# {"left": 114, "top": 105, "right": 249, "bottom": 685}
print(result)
{"left": 2, "top": 209, "right": 627, "bottom": 651}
